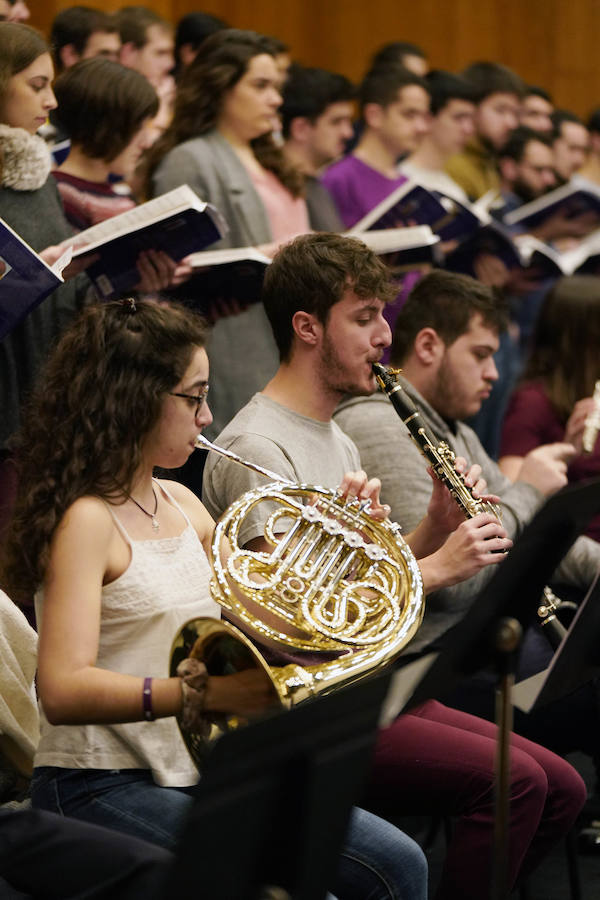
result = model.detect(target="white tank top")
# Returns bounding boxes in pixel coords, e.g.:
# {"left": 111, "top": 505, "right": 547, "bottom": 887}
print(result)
{"left": 34, "top": 481, "right": 219, "bottom": 786}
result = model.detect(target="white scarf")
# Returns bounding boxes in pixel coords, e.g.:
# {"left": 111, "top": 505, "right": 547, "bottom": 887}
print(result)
{"left": 0, "top": 124, "right": 52, "bottom": 191}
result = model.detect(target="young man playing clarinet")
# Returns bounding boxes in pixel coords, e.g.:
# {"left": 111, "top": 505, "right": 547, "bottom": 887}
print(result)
{"left": 335, "top": 267, "right": 600, "bottom": 761}
{"left": 202, "top": 232, "right": 585, "bottom": 900}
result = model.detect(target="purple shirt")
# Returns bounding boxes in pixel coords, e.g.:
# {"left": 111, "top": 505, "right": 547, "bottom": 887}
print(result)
{"left": 320, "top": 154, "right": 421, "bottom": 361}
{"left": 320, "top": 154, "right": 408, "bottom": 229}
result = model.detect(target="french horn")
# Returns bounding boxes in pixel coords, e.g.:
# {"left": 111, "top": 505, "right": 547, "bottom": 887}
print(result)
{"left": 170, "top": 434, "right": 425, "bottom": 768}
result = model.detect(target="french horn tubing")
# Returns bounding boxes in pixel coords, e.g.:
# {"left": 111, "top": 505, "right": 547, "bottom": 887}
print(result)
{"left": 170, "top": 433, "right": 425, "bottom": 768}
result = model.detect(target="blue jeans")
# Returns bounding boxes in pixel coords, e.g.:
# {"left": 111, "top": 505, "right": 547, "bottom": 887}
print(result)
{"left": 32, "top": 768, "right": 427, "bottom": 900}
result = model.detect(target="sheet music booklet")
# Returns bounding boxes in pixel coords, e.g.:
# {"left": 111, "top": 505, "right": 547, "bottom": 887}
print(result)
{"left": 0, "top": 216, "right": 72, "bottom": 341}
{"left": 68, "top": 184, "right": 227, "bottom": 300}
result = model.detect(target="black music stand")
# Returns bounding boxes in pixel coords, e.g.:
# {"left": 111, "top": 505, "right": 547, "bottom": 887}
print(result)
{"left": 383, "top": 479, "right": 600, "bottom": 900}
{"left": 406, "top": 479, "right": 600, "bottom": 707}
{"left": 168, "top": 668, "right": 393, "bottom": 900}
{"left": 513, "top": 569, "right": 600, "bottom": 713}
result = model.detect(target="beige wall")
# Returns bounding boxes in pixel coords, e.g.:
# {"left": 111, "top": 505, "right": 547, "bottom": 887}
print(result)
{"left": 33, "top": 0, "right": 600, "bottom": 118}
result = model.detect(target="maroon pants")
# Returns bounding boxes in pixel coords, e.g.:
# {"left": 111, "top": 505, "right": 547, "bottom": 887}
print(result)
{"left": 365, "top": 699, "right": 586, "bottom": 900}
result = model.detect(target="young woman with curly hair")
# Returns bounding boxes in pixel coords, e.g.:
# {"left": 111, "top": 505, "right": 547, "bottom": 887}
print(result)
{"left": 1, "top": 297, "right": 429, "bottom": 900}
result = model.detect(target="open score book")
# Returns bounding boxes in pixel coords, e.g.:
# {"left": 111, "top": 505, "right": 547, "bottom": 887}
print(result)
{"left": 67, "top": 185, "right": 227, "bottom": 299}
{"left": 0, "top": 216, "right": 72, "bottom": 341}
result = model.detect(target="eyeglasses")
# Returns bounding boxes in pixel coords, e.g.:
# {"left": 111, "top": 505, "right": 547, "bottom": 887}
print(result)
{"left": 169, "top": 384, "right": 210, "bottom": 418}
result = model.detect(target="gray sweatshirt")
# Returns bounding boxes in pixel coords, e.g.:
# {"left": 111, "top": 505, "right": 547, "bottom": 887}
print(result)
{"left": 335, "top": 377, "right": 600, "bottom": 653}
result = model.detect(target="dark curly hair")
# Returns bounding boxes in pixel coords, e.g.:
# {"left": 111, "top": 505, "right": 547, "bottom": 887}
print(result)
{"left": 142, "top": 28, "right": 303, "bottom": 198}
{"left": 2, "top": 299, "right": 207, "bottom": 603}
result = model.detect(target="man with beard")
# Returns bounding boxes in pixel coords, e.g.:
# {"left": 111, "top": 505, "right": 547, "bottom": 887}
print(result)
{"left": 497, "top": 124, "right": 595, "bottom": 242}
{"left": 334, "top": 269, "right": 600, "bottom": 760}
{"left": 520, "top": 86, "right": 554, "bottom": 133}
{"left": 468, "top": 127, "right": 559, "bottom": 456}
{"left": 201, "top": 233, "right": 586, "bottom": 900}
{"left": 495, "top": 125, "right": 557, "bottom": 215}
{"left": 478, "top": 126, "right": 593, "bottom": 453}
{"left": 202, "top": 232, "right": 505, "bottom": 592}
{"left": 551, "top": 109, "right": 590, "bottom": 185}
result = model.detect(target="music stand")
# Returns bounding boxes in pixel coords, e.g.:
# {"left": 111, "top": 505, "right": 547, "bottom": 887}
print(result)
{"left": 168, "top": 668, "right": 393, "bottom": 900}
{"left": 406, "top": 479, "right": 600, "bottom": 707}
{"left": 513, "top": 569, "right": 600, "bottom": 713}
{"left": 385, "top": 479, "right": 600, "bottom": 900}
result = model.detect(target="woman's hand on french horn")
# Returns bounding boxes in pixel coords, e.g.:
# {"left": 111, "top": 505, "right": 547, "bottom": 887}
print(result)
{"left": 177, "top": 657, "right": 277, "bottom": 728}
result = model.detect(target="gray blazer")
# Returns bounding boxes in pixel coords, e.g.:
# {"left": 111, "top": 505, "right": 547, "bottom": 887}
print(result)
{"left": 152, "top": 131, "right": 279, "bottom": 439}
{"left": 152, "top": 130, "right": 272, "bottom": 249}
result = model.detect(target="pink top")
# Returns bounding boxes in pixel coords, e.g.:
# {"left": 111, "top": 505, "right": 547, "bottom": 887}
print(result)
{"left": 248, "top": 166, "right": 310, "bottom": 243}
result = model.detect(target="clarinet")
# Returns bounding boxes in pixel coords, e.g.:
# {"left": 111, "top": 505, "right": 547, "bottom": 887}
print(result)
{"left": 372, "top": 363, "right": 568, "bottom": 649}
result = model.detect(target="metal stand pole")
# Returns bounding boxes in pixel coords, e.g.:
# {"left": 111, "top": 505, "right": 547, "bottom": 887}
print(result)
{"left": 491, "top": 616, "right": 522, "bottom": 900}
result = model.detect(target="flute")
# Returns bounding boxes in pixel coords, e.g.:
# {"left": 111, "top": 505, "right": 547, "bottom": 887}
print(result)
{"left": 582, "top": 380, "right": 600, "bottom": 454}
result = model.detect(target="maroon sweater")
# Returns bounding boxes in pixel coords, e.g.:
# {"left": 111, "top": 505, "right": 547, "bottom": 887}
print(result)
{"left": 501, "top": 380, "right": 600, "bottom": 541}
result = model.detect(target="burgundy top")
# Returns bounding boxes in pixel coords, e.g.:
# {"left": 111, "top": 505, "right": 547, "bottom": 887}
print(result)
{"left": 53, "top": 170, "right": 135, "bottom": 232}
{"left": 501, "top": 380, "right": 600, "bottom": 541}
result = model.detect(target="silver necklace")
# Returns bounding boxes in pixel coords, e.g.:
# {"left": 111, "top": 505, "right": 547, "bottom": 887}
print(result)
{"left": 128, "top": 486, "right": 160, "bottom": 531}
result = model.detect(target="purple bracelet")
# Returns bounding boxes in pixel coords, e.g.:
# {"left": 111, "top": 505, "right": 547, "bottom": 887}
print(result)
{"left": 142, "top": 676, "right": 154, "bottom": 721}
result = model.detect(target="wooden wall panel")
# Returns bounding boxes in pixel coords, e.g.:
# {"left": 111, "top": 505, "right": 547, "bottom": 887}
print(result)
{"left": 30, "top": 0, "right": 600, "bottom": 119}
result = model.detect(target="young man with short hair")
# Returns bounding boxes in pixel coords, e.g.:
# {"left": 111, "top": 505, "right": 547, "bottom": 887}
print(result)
{"left": 335, "top": 269, "right": 600, "bottom": 756}
{"left": 520, "top": 85, "right": 553, "bottom": 133}
{"left": 51, "top": 6, "right": 121, "bottom": 74}
{"left": 0, "top": 0, "right": 28, "bottom": 22}
{"left": 445, "top": 61, "right": 524, "bottom": 200}
{"left": 496, "top": 125, "right": 557, "bottom": 213}
{"left": 320, "top": 66, "right": 430, "bottom": 227}
{"left": 115, "top": 7, "right": 175, "bottom": 142}
{"left": 578, "top": 106, "right": 600, "bottom": 185}
{"left": 174, "top": 11, "right": 227, "bottom": 76}
{"left": 400, "top": 69, "right": 476, "bottom": 202}
{"left": 551, "top": 109, "right": 590, "bottom": 184}
{"left": 202, "top": 233, "right": 584, "bottom": 900}
{"left": 115, "top": 5, "right": 174, "bottom": 89}
{"left": 280, "top": 63, "right": 355, "bottom": 230}
{"left": 203, "top": 235, "right": 506, "bottom": 608}
{"left": 369, "top": 41, "right": 429, "bottom": 77}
